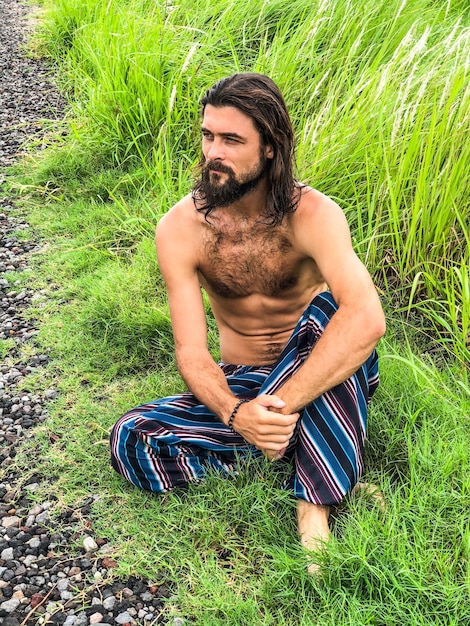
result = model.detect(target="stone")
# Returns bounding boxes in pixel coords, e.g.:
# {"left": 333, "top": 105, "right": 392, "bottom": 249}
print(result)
{"left": 0, "top": 597, "right": 21, "bottom": 613}
{"left": 2, "top": 569, "right": 15, "bottom": 582}
{"left": 83, "top": 535, "right": 98, "bottom": 552}
{"left": 1, "top": 547, "right": 14, "bottom": 560}
{"left": 23, "top": 554, "right": 37, "bottom": 566}
{"left": 115, "top": 612, "right": 135, "bottom": 624}
{"left": 27, "top": 537, "right": 41, "bottom": 548}
{"left": 2, "top": 515, "right": 21, "bottom": 528}
{"left": 68, "top": 566, "right": 81, "bottom": 577}
{"left": 35, "top": 510, "right": 49, "bottom": 525}
{"left": 30, "top": 593, "right": 45, "bottom": 608}
{"left": 103, "top": 595, "right": 116, "bottom": 610}
{"left": 60, "top": 590, "right": 74, "bottom": 601}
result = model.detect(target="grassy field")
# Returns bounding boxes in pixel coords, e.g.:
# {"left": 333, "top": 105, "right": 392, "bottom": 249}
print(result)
{"left": 5, "top": 0, "right": 470, "bottom": 623}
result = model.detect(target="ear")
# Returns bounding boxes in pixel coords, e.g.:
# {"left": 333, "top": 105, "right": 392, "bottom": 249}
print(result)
{"left": 265, "top": 144, "right": 274, "bottom": 159}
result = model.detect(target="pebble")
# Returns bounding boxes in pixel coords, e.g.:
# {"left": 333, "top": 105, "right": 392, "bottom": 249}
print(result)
{"left": 1, "top": 547, "right": 14, "bottom": 560}
{"left": 0, "top": 0, "right": 172, "bottom": 624}
{"left": 116, "top": 611, "right": 135, "bottom": 624}
{"left": 103, "top": 596, "right": 116, "bottom": 610}
{"left": 1, "top": 515, "right": 20, "bottom": 528}
{"left": 83, "top": 535, "right": 99, "bottom": 553}
{"left": 0, "top": 597, "right": 20, "bottom": 613}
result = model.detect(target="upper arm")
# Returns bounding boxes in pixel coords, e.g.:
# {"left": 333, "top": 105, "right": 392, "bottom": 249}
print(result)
{"left": 155, "top": 203, "right": 208, "bottom": 355}
{"left": 294, "top": 192, "right": 383, "bottom": 315}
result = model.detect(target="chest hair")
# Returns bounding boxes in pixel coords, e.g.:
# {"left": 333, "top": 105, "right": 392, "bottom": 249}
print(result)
{"left": 200, "top": 220, "right": 299, "bottom": 298}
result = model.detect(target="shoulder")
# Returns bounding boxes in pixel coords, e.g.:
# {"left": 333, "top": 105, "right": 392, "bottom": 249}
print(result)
{"left": 155, "top": 194, "right": 203, "bottom": 269}
{"left": 157, "top": 194, "right": 196, "bottom": 233}
{"left": 289, "top": 188, "right": 376, "bottom": 299}
{"left": 295, "top": 185, "right": 345, "bottom": 219}
{"left": 289, "top": 186, "right": 351, "bottom": 250}
{"left": 156, "top": 194, "right": 204, "bottom": 246}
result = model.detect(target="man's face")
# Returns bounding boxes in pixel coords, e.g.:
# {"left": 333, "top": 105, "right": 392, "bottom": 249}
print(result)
{"left": 199, "top": 105, "right": 274, "bottom": 207}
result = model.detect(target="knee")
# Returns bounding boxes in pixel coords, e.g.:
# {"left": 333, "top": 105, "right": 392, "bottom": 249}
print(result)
{"left": 109, "top": 411, "right": 135, "bottom": 462}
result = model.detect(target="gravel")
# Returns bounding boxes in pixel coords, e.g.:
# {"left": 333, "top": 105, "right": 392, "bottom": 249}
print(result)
{"left": 0, "top": 1, "right": 175, "bottom": 624}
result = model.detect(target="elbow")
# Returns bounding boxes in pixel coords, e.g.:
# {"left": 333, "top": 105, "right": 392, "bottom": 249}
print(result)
{"left": 175, "top": 344, "right": 211, "bottom": 377}
{"left": 354, "top": 294, "right": 386, "bottom": 349}
{"left": 368, "top": 308, "right": 386, "bottom": 347}
{"left": 365, "top": 286, "right": 386, "bottom": 344}
{"left": 175, "top": 345, "right": 190, "bottom": 376}
{"left": 374, "top": 318, "right": 386, "bottom": 345}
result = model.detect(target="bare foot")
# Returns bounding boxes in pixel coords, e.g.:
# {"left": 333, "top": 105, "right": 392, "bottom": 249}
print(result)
{"left": 351, "top": 482, "right": 387, "bottom": 512}
{"left": 297, "top": 499, "right": 330, "bottom": 574}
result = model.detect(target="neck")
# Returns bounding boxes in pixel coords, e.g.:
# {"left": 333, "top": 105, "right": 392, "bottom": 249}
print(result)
{"left": 222, "top": 177, "right": 270, "bottom": 219}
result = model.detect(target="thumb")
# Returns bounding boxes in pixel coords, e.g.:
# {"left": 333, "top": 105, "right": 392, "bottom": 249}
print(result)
{"left": 256, "top": 394, "right": 286, "bottom": 409}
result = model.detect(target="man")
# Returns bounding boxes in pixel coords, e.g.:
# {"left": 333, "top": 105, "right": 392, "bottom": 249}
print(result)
{"left": 110, "top": 73, "right": 386, "bottom": 568}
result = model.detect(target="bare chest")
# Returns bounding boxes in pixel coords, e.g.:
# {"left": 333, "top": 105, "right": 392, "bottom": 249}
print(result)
{"left": 198, "top": 222, "right": 301, "bottom": 298}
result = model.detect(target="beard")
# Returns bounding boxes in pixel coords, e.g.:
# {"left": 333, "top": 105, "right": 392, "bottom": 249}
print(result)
{"left": 193, "top": 151, "right": 268, "bottom": 208}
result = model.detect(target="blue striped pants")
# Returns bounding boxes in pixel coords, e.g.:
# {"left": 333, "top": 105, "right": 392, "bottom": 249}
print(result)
{"left": 110, "top": 292, "right": 379, "bottom": 505}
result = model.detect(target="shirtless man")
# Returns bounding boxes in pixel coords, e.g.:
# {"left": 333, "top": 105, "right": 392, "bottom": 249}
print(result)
{"left": 110, "top": 73, "right": 386, "bottom": 566}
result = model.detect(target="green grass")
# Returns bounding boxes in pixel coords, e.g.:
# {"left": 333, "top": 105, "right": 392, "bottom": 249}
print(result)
{"left": 9, "top": 323, "right": 470, "bottom": 624}
{"left": 25, "top": 0, "right": 469, "bottom": 365}
{"left": 0, "top": 338, "right": 16, "bottom": 359}
{"left": 3, "top": 0, "right": 470, "bottom": 623}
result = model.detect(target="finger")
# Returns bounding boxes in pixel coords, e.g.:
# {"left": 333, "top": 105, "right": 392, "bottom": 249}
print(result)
{"left": 260, "top": 448, "right": 277, "bottom": 461}
{"left": 273, "top": 446, "right": 287, "bottom": 461}
{"left": 257, "top": 432, "right": 293, "bottom": 443}
{"left": 257, "top": 423, "right": 295, "bottom": 438}
{"left": 256, "top": 394, "right": 286, "bottom": 409}
{"left": 261, "top": 446, "right": 287, "bottom": 461}
{"left": 260, "top": 412, "right": 299, "bottom": 427}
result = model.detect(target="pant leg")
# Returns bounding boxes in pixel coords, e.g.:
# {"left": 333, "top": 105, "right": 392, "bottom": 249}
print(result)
{"left": 259, "top": 291, "right": 380, "bottom": 506}
{"left": 110, "top": 291, "right": 379, "bottom": 503}
{"left": 109, "top": 364, "right": 272, "bottom": 493}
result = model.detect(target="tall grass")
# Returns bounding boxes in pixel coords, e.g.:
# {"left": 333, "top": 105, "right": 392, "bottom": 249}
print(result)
{"left": 31, "top": 0, "right": 470, "bottom": 366}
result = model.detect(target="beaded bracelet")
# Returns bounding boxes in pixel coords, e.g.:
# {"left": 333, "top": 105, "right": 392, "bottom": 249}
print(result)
{"left": 227, "top": 398, "right": 248, "bottom": 431}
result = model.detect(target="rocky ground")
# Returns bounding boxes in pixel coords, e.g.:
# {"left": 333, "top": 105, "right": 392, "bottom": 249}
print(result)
{"left": 0, "top": 1, "right": 173, "bottom": 624}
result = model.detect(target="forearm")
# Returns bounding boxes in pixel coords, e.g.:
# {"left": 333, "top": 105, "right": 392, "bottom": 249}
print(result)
{"left": 176, "top": 347, "right": 237, "bottom": 424}
{"left": 176, "top": 346, "right": 299, "bottom": 456}
{"left": 275, "top": 304, "right": 384, "bottom": 413}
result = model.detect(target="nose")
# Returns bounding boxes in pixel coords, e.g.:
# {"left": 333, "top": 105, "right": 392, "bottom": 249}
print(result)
{"left": 206, "top": 139, "right": 224, "bottom": 161}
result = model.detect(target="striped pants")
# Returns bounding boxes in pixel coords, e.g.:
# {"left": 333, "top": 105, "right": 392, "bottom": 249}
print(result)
{"left": 110, "top": 292, "right": 379, "bottom": 505}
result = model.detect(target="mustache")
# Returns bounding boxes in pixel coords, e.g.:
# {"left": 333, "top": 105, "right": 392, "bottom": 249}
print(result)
{"left": 203, "top": 160, "right": 234, "bottom": 176}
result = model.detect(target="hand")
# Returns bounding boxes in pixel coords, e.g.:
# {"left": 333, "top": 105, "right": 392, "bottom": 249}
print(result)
{"left": 259, "top": 446, "right": 288, "bottom": 462}
{"left": 232, "top": 394, "right": 298, "bottom": 459}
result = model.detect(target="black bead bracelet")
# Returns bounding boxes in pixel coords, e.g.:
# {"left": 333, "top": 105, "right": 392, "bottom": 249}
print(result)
{"left": 227, "top": 398, "right": 248, "bottom": 431}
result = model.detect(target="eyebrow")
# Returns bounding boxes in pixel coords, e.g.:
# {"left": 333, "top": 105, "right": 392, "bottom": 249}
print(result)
{"left": 201, "top": 127, "right": 245, "bottom": 141}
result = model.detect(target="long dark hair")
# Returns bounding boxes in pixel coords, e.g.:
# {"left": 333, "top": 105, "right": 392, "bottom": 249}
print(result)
{"left": 192, "top": 73, "right": 302, "bottom": 224}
